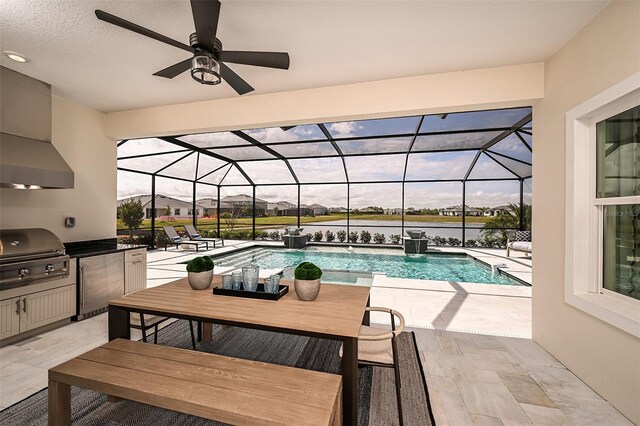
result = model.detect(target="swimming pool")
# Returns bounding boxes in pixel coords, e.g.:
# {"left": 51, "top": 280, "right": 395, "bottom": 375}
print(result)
{"left": 212, "top": 247, "right": 525, "bottom": 286}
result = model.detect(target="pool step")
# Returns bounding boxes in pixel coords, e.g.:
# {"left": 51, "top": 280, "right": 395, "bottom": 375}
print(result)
{"left": 214, "top": 248, "right": 273, "bottom": 269}
{"left": 355, "top": 277, "right": 374, "bottom": 287}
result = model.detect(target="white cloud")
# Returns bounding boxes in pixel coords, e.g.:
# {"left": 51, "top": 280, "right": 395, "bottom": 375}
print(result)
{"left": 329, "top": 121, "right": 361, "bottom": 138}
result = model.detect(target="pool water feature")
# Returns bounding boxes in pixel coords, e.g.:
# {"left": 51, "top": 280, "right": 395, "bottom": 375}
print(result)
{"left": 212, "top": 247, "right": 524, "bottom": 286}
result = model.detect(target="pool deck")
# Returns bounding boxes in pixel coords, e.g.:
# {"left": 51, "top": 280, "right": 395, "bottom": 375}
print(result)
{"left": 144, "top": 240, "right": 532, "bottom": 338}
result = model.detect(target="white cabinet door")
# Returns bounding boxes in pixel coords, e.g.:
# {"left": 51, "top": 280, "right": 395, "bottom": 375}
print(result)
{"left": 23, "top": 285, "right": 75, "bottom": 332}
{"left": 125, "top": 249, "right": 147, "bottom": 294}
{"left": 0, "top": 297, "right": 21, "bottom": 339}
{"left": 125, "top": 259, "right": 147, "bottom": 294}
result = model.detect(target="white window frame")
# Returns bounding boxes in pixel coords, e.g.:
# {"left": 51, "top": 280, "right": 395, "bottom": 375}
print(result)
{"left": 565, "top": 72, "right": 640, "bottom": 338}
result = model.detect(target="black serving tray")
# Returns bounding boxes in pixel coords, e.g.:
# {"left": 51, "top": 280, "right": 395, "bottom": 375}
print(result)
{"left": 212, "top": 284, "right": 289, "bottom": 301}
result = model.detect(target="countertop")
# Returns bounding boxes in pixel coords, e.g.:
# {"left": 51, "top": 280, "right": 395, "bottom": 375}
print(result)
{"left": 64, "top": 239, "right": 146, "bottom": 258}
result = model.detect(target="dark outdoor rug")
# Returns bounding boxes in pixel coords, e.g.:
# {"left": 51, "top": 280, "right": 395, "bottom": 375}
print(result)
{"left": 0, "top": 320, "right": 434, "bottom": 425}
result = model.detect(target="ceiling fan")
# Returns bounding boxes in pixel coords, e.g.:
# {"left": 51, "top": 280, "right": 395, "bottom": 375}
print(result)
{"left": 95, "top": 0, "right": 289, "bottom": 95}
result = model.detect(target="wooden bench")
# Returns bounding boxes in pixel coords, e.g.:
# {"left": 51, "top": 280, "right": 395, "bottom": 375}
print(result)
{"left": 48, "top": 339, "right": 342, "bottom": 426}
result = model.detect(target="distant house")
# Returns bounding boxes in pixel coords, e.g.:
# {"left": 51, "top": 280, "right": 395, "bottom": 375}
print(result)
{"left": 307, "top": 204, "right": 328, "bottom": 216}
{"left": 329, "top": 207, "right": 348, "bottom": 213}
{"left": 197, "top": 195, "right": 268, "bottom": 217}
{"left": 197, "top": 198, "right": 223, "bottom": 217}
{"left": 267, "top": 201, "right": 298, "bottom": 216}
{"left": 384, "top": 208, "right": 402, "bottom": 215}
{"left": 439, "top": 205, "right": 483, "bottom": 217}
{"left": 117, "top": 194, "right": 203, "bottom": 219}
{"left": 358, "top": 207, "right": 382, "bottom": 214}
{"left": 486, "top": 205, "right": 512, "bottom": 216}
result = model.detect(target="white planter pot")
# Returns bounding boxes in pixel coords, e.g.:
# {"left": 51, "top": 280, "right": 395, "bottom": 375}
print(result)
{"left": 188, "top": 270, "right": 213, "bottom": 290}
{"left": 294, "top": 279, "right": 321, "bottom": 301}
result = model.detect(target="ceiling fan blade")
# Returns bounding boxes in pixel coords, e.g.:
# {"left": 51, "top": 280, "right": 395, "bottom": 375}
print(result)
{"left": 219, "top": 62, "right": 254, "bottom": 95}
{"left": 219, "top": 51, "right": 290, "bottom": 69}
{"left": 95, "top": 10, "right": 194, "bottom": 54}
{"left": 153, "top": 58, "right": 192, "bottom": 79}
{"left": 190, "top": 0, "right": 221, "bottom": 52}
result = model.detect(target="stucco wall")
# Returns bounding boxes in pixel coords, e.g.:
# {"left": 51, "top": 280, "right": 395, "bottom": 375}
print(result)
{"left": 106, "top": 62, "right": 543, "bottom": 140}
{"left": 0, "top": 97, "right": 116, "bottom": 242}
{"left": 532, "top": 1, "right": 640, "bottom": 423}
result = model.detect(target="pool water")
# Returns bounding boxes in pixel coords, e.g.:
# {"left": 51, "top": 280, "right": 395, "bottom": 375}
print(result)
{"left": 213, "top": 247, "right": 523, "bottom": 286}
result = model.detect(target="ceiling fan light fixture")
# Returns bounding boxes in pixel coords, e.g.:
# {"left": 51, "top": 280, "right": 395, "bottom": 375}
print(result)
{"left": 191, "top": 53, "right": 220, "bottom": 85}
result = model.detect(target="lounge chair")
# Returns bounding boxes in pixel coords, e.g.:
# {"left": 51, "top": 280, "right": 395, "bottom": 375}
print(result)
{"left": 184, "top": 224, "right": 224, "bottom": 248}
{"left": 162, "top": 226, "right": 209, "bottom": 251}
{"left": 506, "top": 231, "right": 531, "bottom": 257}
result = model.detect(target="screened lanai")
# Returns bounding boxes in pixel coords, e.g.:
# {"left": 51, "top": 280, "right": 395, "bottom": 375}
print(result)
{"left": 117, "top": 106, "right": 532, "bottom": 248}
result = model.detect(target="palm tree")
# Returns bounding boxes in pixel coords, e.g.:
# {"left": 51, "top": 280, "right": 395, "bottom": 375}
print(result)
{"left": 481, "top": 203, "right": 532, "bottom": 245}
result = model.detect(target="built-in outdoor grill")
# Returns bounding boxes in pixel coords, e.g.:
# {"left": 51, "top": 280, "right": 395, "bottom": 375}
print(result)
{"left": 0, "top": 228, "right": 70, "bottom": 291}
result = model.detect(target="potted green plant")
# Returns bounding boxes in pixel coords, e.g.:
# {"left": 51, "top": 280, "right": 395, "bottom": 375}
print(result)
{"left": 186, "top": 256, "right": 214, "bottom": 290}
{"left": 294, "top": 262, "right": 323, "bottom": 301}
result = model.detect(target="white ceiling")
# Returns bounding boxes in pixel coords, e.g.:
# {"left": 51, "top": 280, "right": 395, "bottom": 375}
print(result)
{"left": 0, "top": 0, "right": 607, "bottom": 113}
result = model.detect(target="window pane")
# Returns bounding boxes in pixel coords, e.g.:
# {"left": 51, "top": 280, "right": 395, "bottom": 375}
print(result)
{"left": 158, "top": 152, "right": 198, "bottom": 180}
{"left": 603, "top": 204, "right": 640, "bottom": 301}
{"left": 178, "top": 132, "right": 251, "bottom": 148}
{"left": 596, "top": 105, "right": 639, "bottom": 198}
{"left": 155, "top": 176, "right": 193, "bottom": 218}
{"left": 258, "top": 186, "right": 298, "bottom": 227}
{"left": 299, "top": 184, "right": 347, "bottom": 241}
{"left": 337, "top": 137, "right": 412, "bottom": 155}
{"left": 412, "top": 131, "right": 499, "bottom": 152}
{"left": 195, "top": 183, "right": 219, "bottom": 233}
{"left": 326, "top": 116, "right": 419, "bottom": 138}
{"left": 199, "top": 164, "right": 232, "bottom": 185}
{"left": 236, "top": 160, "right": 295, "bottom": 184}
{"left": 118, "top": 138, "right": 183, "bottom": 157}
{"left": 290, "top": 158, "right": 347, "bottom": 183}
{"left": 209, "top": 146, "right": 276, "bottom": 161}
{"left": 244, "top": 125, "right": 326, "bottom": 143}
{"left": 485, "top": 153, "right": 532, "bottom": 178}
{"left": 118, "top": 151, "right": 192, "bottom": 174}
{"left": 467, "top": 153, "right": 517, "bottom": 180}
{"left": 465, "top": 180, "right": 524, "bottom": 247}
{"left": 406, "top": 151, "right": 477, "bottom": 180}
{"left": 269, "top": 142, "right": 337, "bottom": 158}
{"left": 488, "top": 133, "right": 532, "bottom": 163}
{"left": 345, "top": 154, "right": 406, "bottom": 182}
{"left": 404, "top": 182, "right": 464, "bottom": 244}
{"left": 197, "top": 155, "right": 229, "bottom": 179}
{"left": 420, "top": 107, "right": 531, "bottom": 132}
{"left": 220, "top": 165, "right": 251, "bottom": 185}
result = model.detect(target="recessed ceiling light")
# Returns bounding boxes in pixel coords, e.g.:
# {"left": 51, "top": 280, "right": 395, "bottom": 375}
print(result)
{"left": 3, "top": 51, "right": 30, "bottom": 63}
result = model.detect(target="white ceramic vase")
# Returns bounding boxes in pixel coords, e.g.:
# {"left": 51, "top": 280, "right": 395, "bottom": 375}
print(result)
{"left": 294, "top": 279, "right": 321, "bottom": 301}
{"left": 188, "top": 270, "right": 213, "bottom": 290}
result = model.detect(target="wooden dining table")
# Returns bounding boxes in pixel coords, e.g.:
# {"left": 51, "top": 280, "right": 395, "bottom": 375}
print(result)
{"left": 108, "top": 276, "right": 371, "bottom": 425}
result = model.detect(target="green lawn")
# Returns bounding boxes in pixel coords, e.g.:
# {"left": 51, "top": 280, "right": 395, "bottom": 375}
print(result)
{"left": 117, "top": 213, "right": 489, "bottom": 230}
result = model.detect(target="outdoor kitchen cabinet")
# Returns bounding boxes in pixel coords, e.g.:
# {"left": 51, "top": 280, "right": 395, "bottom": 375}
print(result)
{"left": 0, "top": 258, "right": 76, "bottom": 341}
{"left": 0, "top": 297, "right": 20, "bottom": 340}
{"left": 124, "top": 248, "right": 147, "bottom": 294}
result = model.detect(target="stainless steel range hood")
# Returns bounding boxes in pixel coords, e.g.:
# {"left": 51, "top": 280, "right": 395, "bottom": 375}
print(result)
{"left": 0, "top": 66, "right": 74, "bottom": 189}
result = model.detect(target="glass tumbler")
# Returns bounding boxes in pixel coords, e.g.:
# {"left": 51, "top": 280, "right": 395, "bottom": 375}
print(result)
{"left": 264, "top": 276, "right": 278, "bottom": 293}
{"left": 242, "top": 264, "right": 259, "bottom": 292}
{"left": 269, "top": 274, "right": 281, "bottom": 293}
{"left": 231, "top": 271, "right": 242, "bottom": 290}
{"left": 263, "top": 277, "right": 274, "bottom": 293}
{"left": 222, "top": 275, "right": 233, "bottom": 290}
